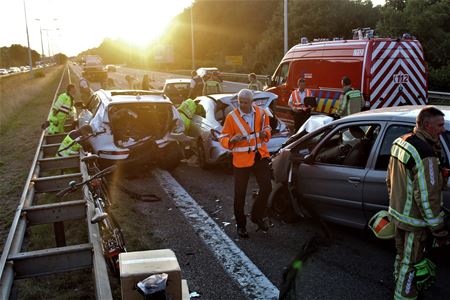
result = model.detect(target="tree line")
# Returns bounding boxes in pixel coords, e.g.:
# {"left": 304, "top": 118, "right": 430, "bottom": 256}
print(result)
{"left": 0, "top": 44, "right": 68, "bottom": 68}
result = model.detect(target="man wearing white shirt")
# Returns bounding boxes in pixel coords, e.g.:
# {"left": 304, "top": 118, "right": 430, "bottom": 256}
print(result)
{"left": 288, "top": 77, "right": 312, "bottom": 132}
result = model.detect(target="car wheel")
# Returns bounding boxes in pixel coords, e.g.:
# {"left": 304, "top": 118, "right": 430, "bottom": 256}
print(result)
{"left": 197, "top": 139, "right": 210, "bottom": 169}
{"left": 270, "top": 184, "right": 301, "bottom": 223}
{"left": 158, "top": 142, "right": 181, "bottom": 171}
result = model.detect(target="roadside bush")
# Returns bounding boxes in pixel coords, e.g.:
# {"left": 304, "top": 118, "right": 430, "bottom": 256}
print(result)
{"left": 429, "top": 64, "right": 450, "bottom": 92}
{"left": 33, "top": 69, "right": 45, "bottom": 78}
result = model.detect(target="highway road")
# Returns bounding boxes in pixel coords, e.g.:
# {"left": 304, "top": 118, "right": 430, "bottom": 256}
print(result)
{"left": 71, "top": 64, "right": 450, "bottom": 300}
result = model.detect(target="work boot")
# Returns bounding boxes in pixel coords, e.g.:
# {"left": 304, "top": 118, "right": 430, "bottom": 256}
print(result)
{"left": 251, "top": 217, "right": 270, "bottom": 232}
{"left": 236, "top": 227, "right": 249, "bottom": 238}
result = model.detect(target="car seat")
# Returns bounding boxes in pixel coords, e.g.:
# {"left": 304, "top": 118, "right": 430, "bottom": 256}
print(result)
{"left": 342, "top": 126, "right": 372, "bottom": 167}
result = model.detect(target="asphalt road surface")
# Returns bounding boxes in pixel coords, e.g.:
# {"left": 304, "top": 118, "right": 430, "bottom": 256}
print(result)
{"left": 71, "top": 64, "right": 450, "bottom": 300}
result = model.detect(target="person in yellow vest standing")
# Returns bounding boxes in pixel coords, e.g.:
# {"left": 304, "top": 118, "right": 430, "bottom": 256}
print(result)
{"left": 248, "top": 73, "right": 263, "bottom": 91}
{"left": 202, "top": 74, "right": 223, "bottom": 95}
{"left": 336, "top": 75, "right": 366, "bottom": 118}
{"left": 48, "top": 84, "right": 77, "bottom": 134}
{"left": 220, "top": 89, "right": 272, "bottom": 238}
{"left": 288, "top": 77, "right": 313, "bottom": 133}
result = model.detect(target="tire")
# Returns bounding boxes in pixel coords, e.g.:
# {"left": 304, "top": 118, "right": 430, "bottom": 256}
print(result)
{"left": 270, "top": 184, "right": 302, "bottom": 223}
{"left": 197, "top": 139, "right": 210, "bottom": 169}
{"left": 158, "top": 142, "right": 181, "bottom": 171}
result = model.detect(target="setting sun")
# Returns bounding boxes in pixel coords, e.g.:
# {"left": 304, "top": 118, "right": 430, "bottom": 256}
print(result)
{"left": 1, "top": 0, "right": 193, "bottom": 56}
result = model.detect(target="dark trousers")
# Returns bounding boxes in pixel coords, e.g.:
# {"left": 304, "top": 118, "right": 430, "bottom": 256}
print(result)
{"left": 291, "top": 110, "right": 311, "bottom": 133}
{"left": 233, "top": 156, "right": 272, "bottom": 228}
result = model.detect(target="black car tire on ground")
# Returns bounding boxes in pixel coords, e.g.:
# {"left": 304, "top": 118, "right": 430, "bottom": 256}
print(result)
{"left": 158, "top": 142, "right": 182, "bottom": 171}
{"left": 197, "top": 138, "right": 210, "bottom": 169}
{"left": 270, "top": 183, "right": 302, "bottom": 223}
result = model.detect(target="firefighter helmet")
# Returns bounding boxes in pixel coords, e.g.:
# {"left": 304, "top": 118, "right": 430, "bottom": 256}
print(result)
{"left": 368, "top": 210, "right": 395, "bottom": 240}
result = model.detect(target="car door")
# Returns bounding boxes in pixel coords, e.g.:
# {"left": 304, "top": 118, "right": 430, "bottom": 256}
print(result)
{"left": 296, "top": 122, "right": 383, "bottom": 228}
{"left": 362, "top": 123, "right": 414, "bottom": 220}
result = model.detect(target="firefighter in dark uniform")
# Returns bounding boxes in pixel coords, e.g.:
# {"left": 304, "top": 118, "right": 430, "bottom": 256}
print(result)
{"left": 387, "top": 106, "right": 449, "bottom": 299}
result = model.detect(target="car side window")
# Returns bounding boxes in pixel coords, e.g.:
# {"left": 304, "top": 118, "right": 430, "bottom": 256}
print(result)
{"left": 315, "top": 124, "right": 381, "bottom": 168}
{"left": 273, "top": 63, "right": 289, "bottom": 86}
{"left": 86, "top": 95, "right": 100, "bottom": 113}
{"left": 375, "top": 125, "right": 413, "bottom": 170}
{"left": 293, "top": 127, "right": 331, "bottom": 158}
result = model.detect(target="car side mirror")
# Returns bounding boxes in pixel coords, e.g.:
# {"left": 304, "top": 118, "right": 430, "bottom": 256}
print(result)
{"left": 210, "top": 129, "right": 221, "bottom": 142}
{"left": 304, "top": 154, "right": 315, "bottom": 165}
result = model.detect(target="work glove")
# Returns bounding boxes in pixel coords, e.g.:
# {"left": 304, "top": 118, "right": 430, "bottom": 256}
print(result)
{"left": 414, "top": 258, "right": 436, "bottom": 291}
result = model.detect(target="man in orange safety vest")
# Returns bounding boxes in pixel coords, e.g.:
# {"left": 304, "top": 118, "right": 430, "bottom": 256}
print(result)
{"left": 288, "top": 77, "right": 313, "bottom": 132}
{"left": 220, "top": 89, "right": 272, "bottom": 238}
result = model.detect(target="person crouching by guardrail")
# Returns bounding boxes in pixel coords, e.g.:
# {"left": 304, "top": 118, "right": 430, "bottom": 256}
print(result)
{"left": 56, "top": 125, "right": 93, "bottom": 158}
{"left": 45, "top": 84, "right": 77, "bottom": 134}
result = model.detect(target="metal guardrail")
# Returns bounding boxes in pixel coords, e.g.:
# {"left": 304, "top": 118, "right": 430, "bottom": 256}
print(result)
{"left": 0, "top": 64, "right": 113, "bottom": 299}
{"left": 429, "top": 91, "right": 450, "bottom": 102}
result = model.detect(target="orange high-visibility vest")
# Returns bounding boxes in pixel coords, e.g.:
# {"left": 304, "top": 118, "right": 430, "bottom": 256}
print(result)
{"left": 220, "top": 106, "right": 271, "bottom": 168}
{"left": 291, "top": 89, "right": 312, "bottom": 109}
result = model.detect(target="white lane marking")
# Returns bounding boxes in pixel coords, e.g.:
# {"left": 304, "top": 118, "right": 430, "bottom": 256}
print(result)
{"left": 153, "top": 169, "right": 279, "bottom": 300}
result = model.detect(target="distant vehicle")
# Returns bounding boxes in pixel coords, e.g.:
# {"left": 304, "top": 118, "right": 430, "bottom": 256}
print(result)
{"left": 269, "top": 105, "right": 450, "bottom": 228}
{"left": 196, "top": 67, "right": 222, "bottom": 82}
{"left": 8, "top": 67, "right": 20, "bottom": 73}
{"left": 266, "top": 28, "right": 428, "bottom": 124}
{"left": 163, "top": 78, "right": 192, "bottom": 106}
{"left": 77, "top": 90, "right": 186, "bottom": 170}
{"left": 82, "top": 55, "right": 108, "bottom": 83}
{"left": 104, "top": 64, "right": 117, "bottom": 72}
{"left": 0, "top": 69, "right": 8, "bottom": 75}
{"left": 190, "top": 91, "right": 290, "bottom": 168}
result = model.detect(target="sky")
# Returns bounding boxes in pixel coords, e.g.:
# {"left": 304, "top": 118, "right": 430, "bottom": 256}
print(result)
{"left": 1, "top": 0, "right": 194, "bottom": 57}
{"left": 1, "top": 0, "right": 385, "bottom": 57}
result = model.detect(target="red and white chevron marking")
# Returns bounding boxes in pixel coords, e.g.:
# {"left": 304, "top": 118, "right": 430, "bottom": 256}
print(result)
{"left": 369, "top": 41, "right": 427, "bottom": 109}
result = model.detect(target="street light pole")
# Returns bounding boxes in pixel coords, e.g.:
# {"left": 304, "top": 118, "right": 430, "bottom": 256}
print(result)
{"left": 190, "top": 5, "right": 195, "bottom": 70}
{"left": 35, "top": 19, "right": 45, "bottom": 60}
{"left": 23, "top": 0, "right": 33, "bottom": 76}
{"left": 284, "top": 0, "right": 288, "bottom": 54}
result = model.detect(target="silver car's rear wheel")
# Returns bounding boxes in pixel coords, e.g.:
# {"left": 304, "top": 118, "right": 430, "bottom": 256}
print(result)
{"left": 197, "top": 139, "right": 210, "bottom": 169}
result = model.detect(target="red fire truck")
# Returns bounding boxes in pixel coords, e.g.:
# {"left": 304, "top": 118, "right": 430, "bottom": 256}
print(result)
{"left": 265, "top": 31, "right": 428, "bottom": 122}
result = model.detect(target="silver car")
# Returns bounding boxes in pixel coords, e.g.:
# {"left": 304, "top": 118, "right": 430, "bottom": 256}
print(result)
{"left": 269, "top": 105, "right": 450, "bottom": 228}
{"left": 190, "top": 92, "right": 290, "bottom": 168}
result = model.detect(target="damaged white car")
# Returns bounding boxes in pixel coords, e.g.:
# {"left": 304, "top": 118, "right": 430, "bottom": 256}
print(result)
{"left": 77, "top": 90, "right": 185, "bottom": 170}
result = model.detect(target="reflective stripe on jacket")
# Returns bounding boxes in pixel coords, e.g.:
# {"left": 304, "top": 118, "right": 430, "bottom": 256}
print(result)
{"left": 203, "top": 80, "right": 223, "bottom": 95}
{"left": 57, "top": 131, "right": 81, "bottom": 157}
{"left": 248, "top": 80, "right": 263, "bottom": 91}
{"left": 387, "top": 131, "right": 445, "bottom": 232}
{"left": 290, "top": 89, "right": 312, "bottom": 109}
{"left": 337, "top": 88, "right": 364, "bottom": 117}
{"left": 219, "top": 106, "right": 271, "bottom": 168}
{"left": 178, "top": 99, "right": 197, "bottom": 120}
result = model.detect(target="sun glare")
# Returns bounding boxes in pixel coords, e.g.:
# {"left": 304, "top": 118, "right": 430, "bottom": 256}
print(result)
{"left": 105, "top": 0, "right": 192, "bottom": 47}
